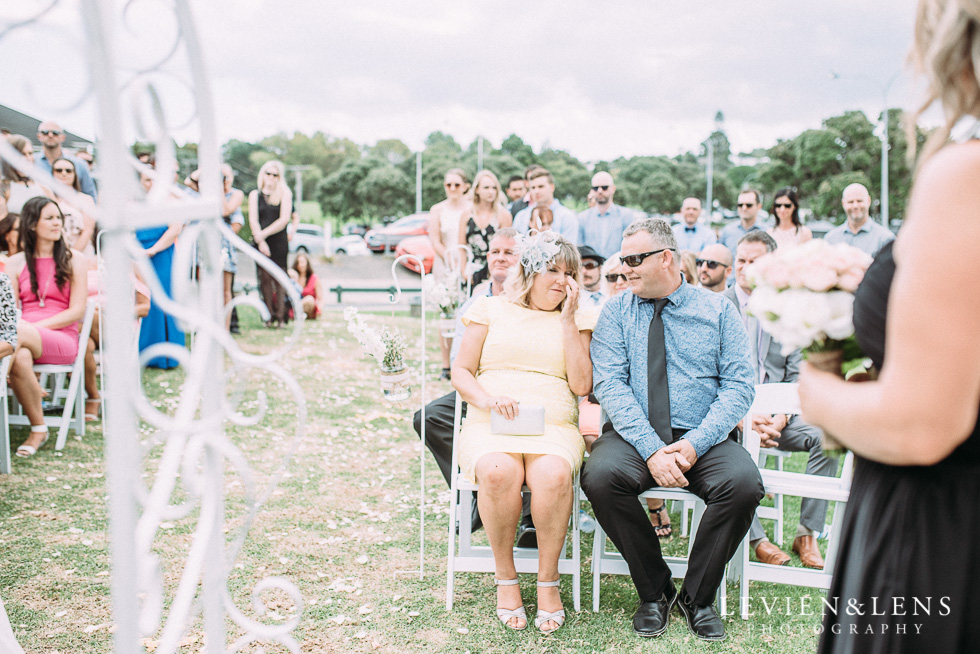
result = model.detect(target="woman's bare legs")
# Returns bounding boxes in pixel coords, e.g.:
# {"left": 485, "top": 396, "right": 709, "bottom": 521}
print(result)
{"left": 474, "top": 452, "right": 526, "bottom": 629}
{"left": 223, "top": 271, "right": 234, "bottom": 330}
{"left": 301, "top": 296, "right": 316, "bottom": 320}
{"left": 9, "top": 322, "right": 46, "bottom": 449}
{"left": 84, "top": 311, "right": 101, "bottom": 416}
{"left": 524, "top": 453, "right": 573, "bottom": 632}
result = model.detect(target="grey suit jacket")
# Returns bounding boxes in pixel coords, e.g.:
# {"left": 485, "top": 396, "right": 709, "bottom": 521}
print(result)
{"left": 722, "top": 286, "right": 801, "bottom": 384}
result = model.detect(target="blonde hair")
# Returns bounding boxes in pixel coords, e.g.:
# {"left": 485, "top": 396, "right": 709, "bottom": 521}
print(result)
{"left": 469, "top": 169, "right": 503, "bottom": 209}
{"left": 256, "top": 160, "right": 288, "bottom": 205}
{"left": 505, "top": 233, "right": 581, "bottom": 310}
{"left": 909, "top": 0, "right": 980, "bottom": 162}
{"left": 2, "top": 135, "right": 32, "bottom": 182}
{"left": 444, "top": 168, "right": 470, "bottom": 194}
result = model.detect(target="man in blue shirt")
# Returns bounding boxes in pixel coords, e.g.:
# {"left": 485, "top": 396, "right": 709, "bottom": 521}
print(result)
{"left": 583, "top": 218, "right": 763, "bottom": 642}
{"left": 671, "top": 197, "right": 716, "bottom": 253}
{"left": 824, "top": 183, "right": 895, "bottom": 257}
{"left": 513, "top": 169, "right": 578, "bottom": 244}
{"left": 36, "top": 122, "right": 98, "bottom": 201}
{"left": 577, "top": 171, "right": 636, "bottom": 258}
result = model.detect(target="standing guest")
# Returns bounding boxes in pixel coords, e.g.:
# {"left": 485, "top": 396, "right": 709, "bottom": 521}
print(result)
{"left": 35, "top": 122, "right": 97, "bottom": 201}
{"left": 766, "top": 187, "right": 811, "bottom": 250}
{"left": 824, "top": 183, "right": 895, "bottom": 257}
{"left": 3, "top": 135, "right": 52, "bottom": 213}
{"left": 504, "top": 175, "right": 526, "bottom": 213}
{"left": 695, "top": 244, "right": 733, "bottom": 293}
{"left": 724, "top": 232, "right": 839, "bottom": 569}
{"left": 291, "top": 252, "right": 323, "bottom": 320}
{"left": 508, "top": 164, "right": 543, "bottom": 219}
{"left": 513, "top": 169, "right": 579, "bottom": 244}
{"left": 248, "top": 160, "right": 292, "bottom": 329}
{"left": 719, "top": 189, "right": 766, "bottom": 262}
{"left": 671, "top": 197, "right": 716, "bottom": 253}
{"left": 428, "top": 168, "right": 470, "bottom": 380}
{"left": 217, "top": 164, "right": 245, "bottom": 331}
{"left": 51, "top": 157, "right": 96, "bottom": 254}
{"left": 577, "top": 245, "right": 606, "bottom": 308}
{"left": 452, "top": 231, "right": 595, "bottom": 634}
{"left": 136, "top": 168, "right": 184, "bottom": 369}
{"left": 584, "top": 218, "right": 761, "bottom": 642}
{"left": 0, "top": 212, "right": 21, "bottom": 270}
{"left": 800, "top": 1, "right": 980, "bottom": 650}
{"left": 577, "top": 171, "right": 635, "bottom": 259}
{"left": 460, "top": 169, "right": 512, "bottom": 287}
{"left": 7, "top": 197, "right": 87, "bottom": 456}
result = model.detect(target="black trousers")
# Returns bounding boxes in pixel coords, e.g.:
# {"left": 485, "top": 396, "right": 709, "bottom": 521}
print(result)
{"left": 581, "top": 428, "right": 764, "bottom": 606}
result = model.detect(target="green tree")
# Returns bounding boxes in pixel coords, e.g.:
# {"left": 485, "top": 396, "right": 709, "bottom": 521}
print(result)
{"left": 316, "top": 157, "right": 375, "bottom": 221}
{"left": 499, "top": 134, "right": 537, "bottom": 168}
{"left": 370, "top": 138, "right": 413, "bottom": 165}
{"left": 811, "top": 171, "right": 873, "bottom": 221}
{"left": 356, "top": 163, "right": 414, "bottom": 218}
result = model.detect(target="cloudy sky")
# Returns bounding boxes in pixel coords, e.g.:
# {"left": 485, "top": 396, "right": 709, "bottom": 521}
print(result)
{"left": 4, "top": 1, "right": 922, "bottom": 161}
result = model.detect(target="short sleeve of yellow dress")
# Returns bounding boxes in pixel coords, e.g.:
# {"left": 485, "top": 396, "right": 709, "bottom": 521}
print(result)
{"left": 457, "top": 295, "right": 598, "bottom": 483}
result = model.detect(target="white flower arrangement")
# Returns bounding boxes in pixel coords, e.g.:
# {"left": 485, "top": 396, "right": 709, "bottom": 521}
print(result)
{"left": 423, "top": 273, "right": 464, "bottom": 317}
{"left": 746, "top": 239, "right": 873, "bottom": 356}
{"left": 518, "top": 230, "right": 562, "bottom": 274}
{"left": 344, "top": 306, "right": 407, "bottom": 369}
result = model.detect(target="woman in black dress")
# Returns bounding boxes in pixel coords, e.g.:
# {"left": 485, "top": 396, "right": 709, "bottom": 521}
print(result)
{"left": 800, "top": 2, "right": 980, "bottom": 651}
{"left": 248, "top": 160, "right": 292, "bottom": 328}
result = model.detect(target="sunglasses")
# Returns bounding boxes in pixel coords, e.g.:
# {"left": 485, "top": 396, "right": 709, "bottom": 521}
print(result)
{"left": 696, "top": 259, "right": 726, "bottom": 270}
{"left": 591, "top": 185, "right": 610, "bottom": 192}
{"left": 39, "top": 130, "right": 62, "bottom": 136}
{"left": 53, "top": 167, "right": 75, "bottom": 174}
{"left": 774, "top": 203, "right": 794, "bottom": 209}
{"left": 582, "top": 261, "right": 600, "bottom": 270}
{"left": 605, "top": 273, "right": 628, "bottom": 283}
{"left": 445, "top": 182, "right": 461, "bottom": 189}
{"left": 621, "top": 248, "right": 674, "bottom": 268}
{"left": 737, "top": 202, "right": 756, "bottom": 208}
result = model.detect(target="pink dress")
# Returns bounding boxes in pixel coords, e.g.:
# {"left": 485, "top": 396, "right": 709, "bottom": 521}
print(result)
{"left": 19, "top": 258, "right": 79, "bottom": 365}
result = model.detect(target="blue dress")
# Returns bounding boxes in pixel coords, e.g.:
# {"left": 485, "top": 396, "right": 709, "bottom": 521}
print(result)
{"left": 137, "top": 226, "right": 184, "bottom": 369}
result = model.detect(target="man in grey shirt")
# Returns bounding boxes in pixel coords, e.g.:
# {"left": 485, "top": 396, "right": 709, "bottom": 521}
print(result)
{"left": 824, "top": 183, "right": 895, "bottom": 257}
{"left": 583, "top": 218, "right": 763, "bottom": 642}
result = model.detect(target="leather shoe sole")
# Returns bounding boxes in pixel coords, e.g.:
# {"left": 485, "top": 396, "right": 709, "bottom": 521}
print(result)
{"left": 677, "top": 598, "right": 726, "bottom": 642}
{"left": 633, "top": 586, "right": 677, "bottom": 638}
{"left": 515, "top": 525, "right": 537, "bottom": 549}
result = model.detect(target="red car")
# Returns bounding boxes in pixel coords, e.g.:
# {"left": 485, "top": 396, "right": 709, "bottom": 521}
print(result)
{"left": 364, "top": 213, "right": 429, "bottom": 252}
{"left": 395, "top": 235, "right": 435, "bottom": 274}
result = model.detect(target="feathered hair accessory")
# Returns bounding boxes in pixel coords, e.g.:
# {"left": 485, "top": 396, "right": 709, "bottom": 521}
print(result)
{"left": 518, "top": 230, "right": 562, "bottom": 274}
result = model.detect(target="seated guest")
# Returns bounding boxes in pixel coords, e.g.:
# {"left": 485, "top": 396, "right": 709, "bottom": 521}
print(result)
{"left": 452, "top": 231, "right": 596, "bottom": 633}
{"left": 724, "top": 232, "right": 839, "bottom": 568}
{"left": 584, "top": 218, "right": 762, "bottom": 642}
{"left": 0, "top": 212, "right": 21, "bottom": 271}
{"left": 7, "top": 197, "right": 87, "bottom": 457}
{"left": 577, "top": 245, "right": 606, "bottom": 308}
{"left": 695, "top": 244, "right": 732, "bottom": 293}
{"left": 679, "top": 250, "right": 698, "bottom": 285}
{"left": 3, "top": 135, "right": 52, "bottom": 213}
{"left": 50, "top": 157, "right": 97, "bottom": 255}
{"left": 530, "top": 205, "right": 554, "bottom": 232}
{"left": 291, "top": 252, "right": 323, "bottom": 320}
{"left": 600, "top": 253, "right": 629, "bottom": 297}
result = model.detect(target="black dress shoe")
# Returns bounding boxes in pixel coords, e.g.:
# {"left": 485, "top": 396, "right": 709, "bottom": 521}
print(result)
{"left": 632, "top": 583, "right": 677, "bottom": 638}
{"left": 515, "top": 525, "right": 537, "bottom": 549}
{"left": 677, "top": 595, "right": 726, "bottom": 641}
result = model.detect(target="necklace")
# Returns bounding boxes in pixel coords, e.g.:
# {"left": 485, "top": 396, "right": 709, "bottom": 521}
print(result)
{"left": 37, "top": 276, "right": 52, "bottom": 308}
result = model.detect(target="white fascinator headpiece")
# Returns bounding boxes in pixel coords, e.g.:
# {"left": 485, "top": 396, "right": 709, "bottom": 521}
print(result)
{"left": 518, "top": 230, "right": 562, "bottom": 274}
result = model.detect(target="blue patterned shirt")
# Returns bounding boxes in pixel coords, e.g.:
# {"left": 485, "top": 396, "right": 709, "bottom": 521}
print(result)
{"left": 591, "top": 280, "right": 755, "bottom": 459}
{"left": 577, "top": 204, "right": 639, "bottom": 259}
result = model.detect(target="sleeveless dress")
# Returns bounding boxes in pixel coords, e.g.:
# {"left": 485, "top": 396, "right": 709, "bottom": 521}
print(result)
{"left": 136, "top": 226, "right": 184, "bottom": 369}
{"left": 257, "top": 194, "right": 289, "bottom": 272}
{"left": 432, "top": 206, "right": 463, "bottom": 279}
{"left": 19, "top": 258, "right": 79, "bottom": 365}
{"left": 457, "top": 296, "right": 598, "bottom": 482}
{"left": 818, "top": 240, "right": 980, "bottom": 653}
{"left": 464, "top": 215, "right": 496, "bottom": 287}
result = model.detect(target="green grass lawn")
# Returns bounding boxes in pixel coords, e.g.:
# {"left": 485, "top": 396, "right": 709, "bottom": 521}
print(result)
{"left": 0, "top": 309, "right": 833, "bottom": 652}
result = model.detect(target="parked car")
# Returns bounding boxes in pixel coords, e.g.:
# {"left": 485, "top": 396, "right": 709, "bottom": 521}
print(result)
{"left": 395, "top": 235, "right": 435, "bottom": 274}
{"left": 364, "top": 212, "right": 428, "bottom": 252}
{"left": 328, "top": 234, "right": 370, "bottom": 256}
{"left": 288, "top": 223, "right": 327, "bottom": 255}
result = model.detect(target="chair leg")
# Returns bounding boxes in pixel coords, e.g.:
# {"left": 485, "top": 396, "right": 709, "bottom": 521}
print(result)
{"left": 591, "top": 523, "right": 605, "bottom": 612}
{"left": 446, "top": 483, "right": 459, "bottom": 611}
{"left": 572, "top": 485, "right": 581, "bottom": 612}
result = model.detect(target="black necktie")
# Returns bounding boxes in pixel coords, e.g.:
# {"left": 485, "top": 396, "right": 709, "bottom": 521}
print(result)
{"left": 648, "top": 298, "right": 673, "bottom": 444}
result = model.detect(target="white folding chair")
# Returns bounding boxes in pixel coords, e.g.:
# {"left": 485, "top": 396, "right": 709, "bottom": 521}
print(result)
{"left": 446, "top": 393, "right": 581, "bottom": 611}
{"left": 0, "top": 358, "right": 11, "bottom": 474}
{"left": 8, "top": 300, "right": 98, "bottom": 450}
{"left": 756, "top": 448, "right": 790, "bottom": 545}
{"left": 728, "top": 382, "right": 855, "bottom": 619}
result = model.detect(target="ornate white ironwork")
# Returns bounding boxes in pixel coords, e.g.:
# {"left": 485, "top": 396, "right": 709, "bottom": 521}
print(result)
{"left": 1, "top": 1, "right": 307, "bottom": 652}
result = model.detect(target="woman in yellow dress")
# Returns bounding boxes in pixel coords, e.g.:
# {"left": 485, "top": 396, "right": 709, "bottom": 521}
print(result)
{"left": 452, "top": 231, "right": 596, "bottom": 634}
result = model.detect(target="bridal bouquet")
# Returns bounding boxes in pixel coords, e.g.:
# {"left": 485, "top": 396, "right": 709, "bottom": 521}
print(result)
{"left": 344, "top": 307, "right": 406, "bottom": 369}
{"left": 745, "top": 239, "right": 873, "bottom": 357}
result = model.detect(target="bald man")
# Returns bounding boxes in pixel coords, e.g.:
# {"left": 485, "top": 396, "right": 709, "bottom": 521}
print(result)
{"left": 577, "top": 171, "right": 639, "bottom": 258}
{"left": 824, "top": 183, "right": 895, "bottom": 257}
{"left": 36, "top": 121, "right": 97, "bottom": 200}
{"left": 696, "top": 244, "right": 733, "bottom": 292}
{"left": 672, "top": 197, "right": 716, "bottom": 252}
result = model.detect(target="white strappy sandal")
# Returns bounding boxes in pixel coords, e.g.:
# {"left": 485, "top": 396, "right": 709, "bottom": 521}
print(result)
{"left": 534, "top": 579, "right": 566, "bottom": 635}
{"left": 493, "top": 578, "right": 527, "bottom": 631}
{"left": 15, "top": 425, "right": 49, "bottom": 458}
